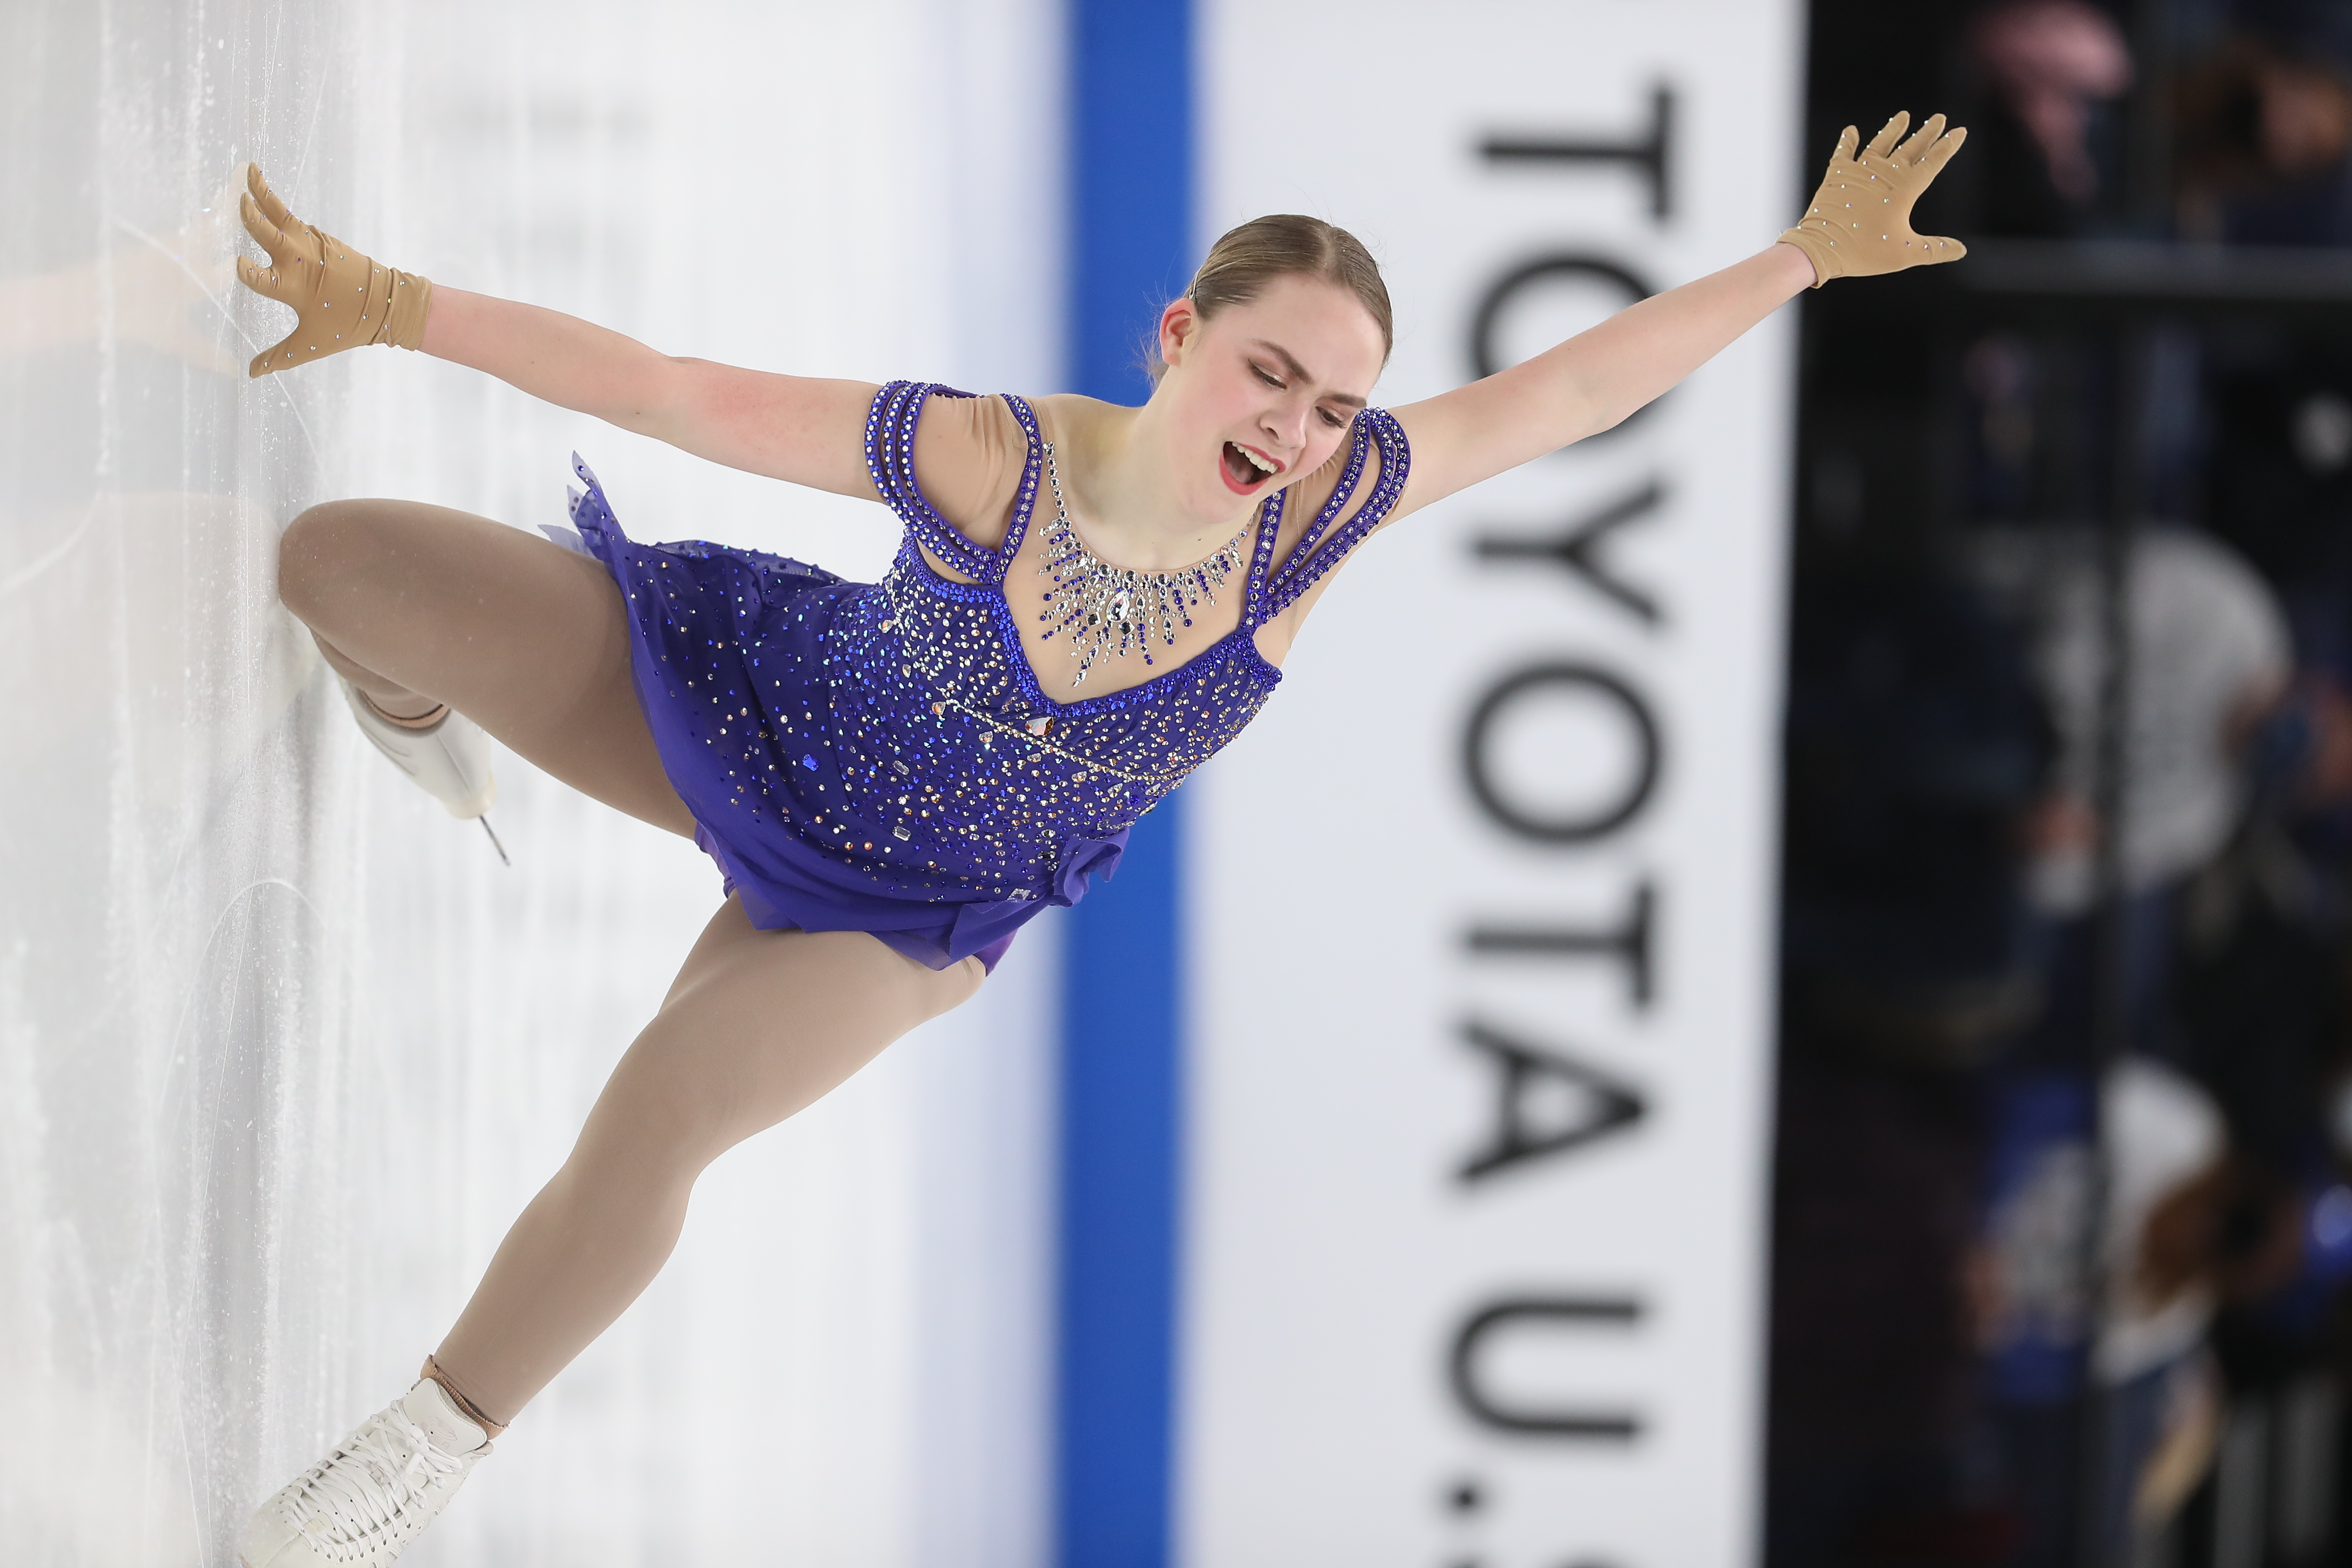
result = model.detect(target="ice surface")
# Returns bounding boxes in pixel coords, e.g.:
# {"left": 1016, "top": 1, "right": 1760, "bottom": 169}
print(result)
{"left": 0, "top": 3, "right": 1060, "bottom": 1563}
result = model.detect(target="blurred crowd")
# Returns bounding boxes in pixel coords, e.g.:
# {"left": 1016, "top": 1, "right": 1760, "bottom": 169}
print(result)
{"left": 1970, "top": 0, "right": 2352, "bottom": 241}
{"left": 1770, "top": 1, "right": 2352, "bottom": 1564}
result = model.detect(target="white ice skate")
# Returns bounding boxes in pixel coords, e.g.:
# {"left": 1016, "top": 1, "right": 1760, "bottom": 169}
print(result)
{"left": 239, "top": 1378, "right": 492, "bottom": 1568}
{"left": 341, "top": 680, "right": 511, "bottom": 862}
{"left": 341, "top": 680, "right": 498, "bottom": 819}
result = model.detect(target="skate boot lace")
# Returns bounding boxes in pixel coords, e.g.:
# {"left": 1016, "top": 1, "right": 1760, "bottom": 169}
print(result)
{"left": 279, "top": 1404, "right": 469, "bottom": 1560}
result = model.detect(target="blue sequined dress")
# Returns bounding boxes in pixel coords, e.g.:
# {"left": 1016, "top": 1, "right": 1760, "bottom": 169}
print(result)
{"left": 565, "top": 381, "right": 1409, "bottom": 970}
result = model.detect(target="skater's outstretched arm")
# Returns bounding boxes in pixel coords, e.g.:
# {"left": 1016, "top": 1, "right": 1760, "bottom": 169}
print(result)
{"left": 234, "top": 163, "right": 882, "bottom": 499}
{"left": 1388, "top": 111, "right": 1967, "bottom": 518}
{"left": 416, "top": 287, "right": 882, "bottom": 498}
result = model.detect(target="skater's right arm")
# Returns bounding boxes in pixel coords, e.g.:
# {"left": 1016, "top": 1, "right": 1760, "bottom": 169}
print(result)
{"left": 235, "top": 164, "right": 986, "bottom": 512}
{"left": 419, "top": 287, "right": 882, "bottom": 500}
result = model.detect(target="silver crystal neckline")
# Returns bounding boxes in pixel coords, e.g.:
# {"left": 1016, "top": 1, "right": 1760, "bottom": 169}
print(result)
{"left": 1034, "top": 440, "right": 1253, "bottom": 686}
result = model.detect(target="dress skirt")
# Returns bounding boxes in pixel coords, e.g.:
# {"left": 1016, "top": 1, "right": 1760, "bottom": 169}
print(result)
{"left": 561, "top": 457, "right": 1033, "bottom": 971}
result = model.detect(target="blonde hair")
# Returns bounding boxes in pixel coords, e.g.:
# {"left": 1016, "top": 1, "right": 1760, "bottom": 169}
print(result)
{"left": 1147, "top": 214, "right": 1393, "bottom": 382}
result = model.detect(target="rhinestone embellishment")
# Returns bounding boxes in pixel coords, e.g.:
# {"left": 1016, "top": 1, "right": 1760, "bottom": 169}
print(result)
{"left": 1035, "top": 441, "right": 1250, "bottom": 686}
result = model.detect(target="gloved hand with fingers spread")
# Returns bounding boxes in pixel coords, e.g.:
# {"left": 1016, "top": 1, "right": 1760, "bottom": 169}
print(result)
{"left": 1779, "top": 111, "right": 1969, "bottom": 287}
{"left": 235, "top": 162, "right": 433, "bottom": 378}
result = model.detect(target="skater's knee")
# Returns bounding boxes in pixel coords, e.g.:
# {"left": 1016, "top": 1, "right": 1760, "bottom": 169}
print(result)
{"left": 277, "top": 500, "right": 387, "bottom": 622}
{"left": 578, "top": 1066, "right": 738, "bottom": 1187}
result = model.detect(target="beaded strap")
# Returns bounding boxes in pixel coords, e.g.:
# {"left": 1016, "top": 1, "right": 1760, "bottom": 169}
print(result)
{"left": 1233, "top": 481, "right": 1287, "bottom": 631}
{"left": 995, "top": 393, "right": 1049, "bottom": 566}
{"left": 1282, "top": 413, "right": 1374, "bottom": 575}
{"left": 865, "top": 380, "right": 1019, "bottom": 585}
{"left": 1262, "top": 407, "right": 1411, "bottom": 618}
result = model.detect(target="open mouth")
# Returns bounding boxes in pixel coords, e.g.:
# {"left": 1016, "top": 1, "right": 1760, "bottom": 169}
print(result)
{"left": 1220, "top": 441, "right": 1278, "bottom": 492}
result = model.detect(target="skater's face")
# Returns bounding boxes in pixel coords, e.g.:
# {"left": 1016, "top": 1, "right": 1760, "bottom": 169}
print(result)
{"left": 1155, "top": 273, "right": 1385, "bottom": 522}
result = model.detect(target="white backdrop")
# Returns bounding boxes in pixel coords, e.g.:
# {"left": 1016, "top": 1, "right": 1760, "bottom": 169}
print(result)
{"left": 0, "top": 3, "right": 1060, "bottom": 1565}
{"left": 1185, "top": 3, "right": 1801, "bottom": 1564}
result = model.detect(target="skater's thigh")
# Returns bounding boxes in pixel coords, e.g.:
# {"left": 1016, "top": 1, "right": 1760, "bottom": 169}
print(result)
{"left": 582, "top": 898, "right": 987, "bottom": 1168}
{"left": 278, "top": 497, "right": 692, "bottom": 835}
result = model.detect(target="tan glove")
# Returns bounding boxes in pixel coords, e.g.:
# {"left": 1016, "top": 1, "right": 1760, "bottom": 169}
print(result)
{"left": 1779, "top": 111, "right": 1968, "bottom": 287}
{"left": 235, "top": 163, "right": 432, "bottom": 378}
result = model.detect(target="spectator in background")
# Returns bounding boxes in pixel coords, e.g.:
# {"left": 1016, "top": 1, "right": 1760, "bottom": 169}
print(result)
{"left": 2174, "top": 1, "right": 2352, "bottom": 243}
{"left": 1969, "top": 0, "right": 2137, "bottom": 236}
{"left": 1971, "top": 526, "right": 2292, "bottom": 927}
{"left": 1994, "top": 1059, "right": 2320, "bottom": 1561}
{"left": 2090, "top": 1059, "right": 2230, "bottom": 1558}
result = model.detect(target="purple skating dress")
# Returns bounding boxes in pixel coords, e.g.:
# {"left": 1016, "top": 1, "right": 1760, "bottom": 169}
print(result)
{"left": 566, "top": 381, "right": 1409, "bottom": 970}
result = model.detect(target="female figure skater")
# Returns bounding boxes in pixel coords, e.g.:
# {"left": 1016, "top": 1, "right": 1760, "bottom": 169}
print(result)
{"left": 232, "top": 110, "right": 1966, "bottom": 1566}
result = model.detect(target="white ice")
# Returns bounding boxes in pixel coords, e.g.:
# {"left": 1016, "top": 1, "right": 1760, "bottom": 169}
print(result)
{"left": 0, "top": 3, "right": 1062, "bottom": 1563}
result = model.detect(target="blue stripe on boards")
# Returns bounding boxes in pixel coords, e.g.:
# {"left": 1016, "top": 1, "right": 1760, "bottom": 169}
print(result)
{"left": 1057, "top": 2, "right": 1194, "bottom": 1566}
{"left": 1070, "top": 1, "right": 1195, "bottom": 407}
{"left": 1058, "top": 799, "right": 1185, "bottom": 1568}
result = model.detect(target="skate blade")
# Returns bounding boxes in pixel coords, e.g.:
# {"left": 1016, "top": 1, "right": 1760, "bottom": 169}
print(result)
{"left": 479, "top": 814, "right": 512, "bottom": 867}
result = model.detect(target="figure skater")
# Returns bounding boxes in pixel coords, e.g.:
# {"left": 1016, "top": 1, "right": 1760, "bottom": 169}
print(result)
{"left": 230, "top": 110, "right": 1966, "bottom": 1566}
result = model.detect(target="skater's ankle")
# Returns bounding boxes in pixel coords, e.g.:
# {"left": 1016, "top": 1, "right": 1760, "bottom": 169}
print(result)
{"left": 420, "top": 1354, "right": 510, "bottom": 1439}
{"left": 358, "top": 687, "right": 450, "bottom": 730}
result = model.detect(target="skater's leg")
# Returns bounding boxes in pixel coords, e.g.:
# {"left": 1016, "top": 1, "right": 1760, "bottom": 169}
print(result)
{"left": 276, "top": 497, "right": 693, "bottom": 835}
{"left": 426, "top": 898, "right": 986, "bottom": 1426}
{"left": 312, "top": 633, "right": 442, "bottom": 721}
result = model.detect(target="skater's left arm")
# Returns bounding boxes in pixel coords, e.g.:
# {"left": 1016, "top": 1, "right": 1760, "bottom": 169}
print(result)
{"left": 1387, "top": 245, "right": 1814, "bottom": 514}
{"left": 1385, "top": 110, "right": 1967, "bottom": 521}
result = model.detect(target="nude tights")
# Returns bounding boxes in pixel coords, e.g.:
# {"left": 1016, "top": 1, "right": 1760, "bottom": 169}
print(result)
{"left": 278, "top": 497, "right": 984, "bottom": 1427}
{"left": 429, "top": 901, "right": 975, "bottom": 1425}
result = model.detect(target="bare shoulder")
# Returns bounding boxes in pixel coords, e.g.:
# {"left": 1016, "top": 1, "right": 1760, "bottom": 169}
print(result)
{"left": 1028, "top": 391, "right": 1124, "bottom": 446}
{"left": 1007, "top": 389, "right": 1129, "bottom": 518}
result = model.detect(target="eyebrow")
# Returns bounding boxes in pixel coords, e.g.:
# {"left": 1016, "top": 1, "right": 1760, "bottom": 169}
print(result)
{"left": 1253, "top": 339, "right": 1368, "bottom": 408}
